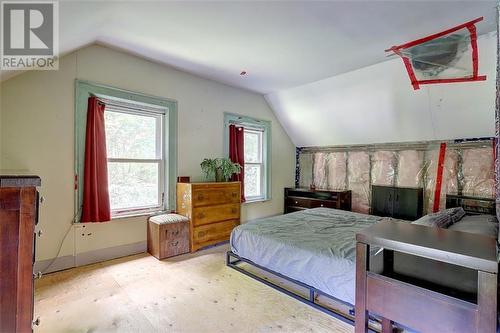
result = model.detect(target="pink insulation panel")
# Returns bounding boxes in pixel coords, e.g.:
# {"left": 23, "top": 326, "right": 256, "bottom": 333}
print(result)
{"left": 313, "top": 152, "right": 328, "bottom": 189}
{"left": 299, "top": 153, "right": 313, "bottom": 188}
{"left": 371, "top": 151, "right": 396, "bottom": 186}
{"left": 327, "top": 152, "right": 347, "bottom": 190}
{"left": 348, "top": 151, "right": 370, "bottom": 214}
{"left": 461, "top": 148, "right": 494, "bottom": 198}
{"left": 396, "top": 150, "right": 424, "bottom": 187}
{"left": 299, "top": 141, "right": 494, "bottom": 216}
{"left": 424, "top": 150, "right": 438, "bottom": 213}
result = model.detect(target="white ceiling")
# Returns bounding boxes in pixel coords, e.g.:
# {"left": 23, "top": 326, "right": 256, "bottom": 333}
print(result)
{"left": 1, "top": 1, "right": 497, "bottom": 94}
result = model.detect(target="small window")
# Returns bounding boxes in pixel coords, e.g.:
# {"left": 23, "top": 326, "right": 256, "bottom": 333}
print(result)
{"left": 224, "top": 113, "right": 271, "bottom": 202}
{"left": 105, "top": 107, "right": 165, "bottom": 216}
{"left": 244, "top": 128, "right": 264, "bottom": 200}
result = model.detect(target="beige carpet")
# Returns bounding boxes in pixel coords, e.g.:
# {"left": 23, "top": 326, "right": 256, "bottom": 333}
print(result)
{"left": 35, "top": 244, "right": 353, "bottom": 333}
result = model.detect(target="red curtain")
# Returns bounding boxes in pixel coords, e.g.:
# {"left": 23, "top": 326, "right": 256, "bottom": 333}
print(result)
{"left": 229, "top": 124, "right": 245, "bottom": 202}
{"left": 81, "top": 97, "right": 111, "bottom": 222}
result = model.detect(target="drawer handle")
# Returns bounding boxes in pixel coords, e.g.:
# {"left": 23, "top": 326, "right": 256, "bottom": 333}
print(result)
{"left": 294, "top": 201, "right": 298, "bottom": 204}
{"left": 197, "top": 212, "right": 205, "bottom": 219}
{"left": 171, "top": 241, "right": 179, "bottom": 247}
{"left": 198, "top": 231, "right": 206, "bottom": 237}
{"left": 197, "top": 194, "right": 204, "bottom": 200}
{"left": 231, "top": 208, "right": 237, "bottom": 214}
{"left": 320, "top": 204, "right": 324, "bottom": 207}
{"left": 231, "top": 192, "right": 238, "bottom": 198}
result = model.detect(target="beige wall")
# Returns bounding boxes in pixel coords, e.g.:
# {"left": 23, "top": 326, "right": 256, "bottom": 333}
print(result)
{"left": 0, "top": 45, "right": 296, "bottom": 262}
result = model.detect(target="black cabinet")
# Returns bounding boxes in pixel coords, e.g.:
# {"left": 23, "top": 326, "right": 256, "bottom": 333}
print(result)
{"left": 371, "top": 185, "right": 423, "bottom": 221}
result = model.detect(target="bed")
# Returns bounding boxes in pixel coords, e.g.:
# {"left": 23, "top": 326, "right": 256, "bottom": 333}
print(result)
{"left": 229, "top": 208, "right": 403, "bottom": 306}
{"left": 227, "top": 199, "right": 498, "bottom": 330}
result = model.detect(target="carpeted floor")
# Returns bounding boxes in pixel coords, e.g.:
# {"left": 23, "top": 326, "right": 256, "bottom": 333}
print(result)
{"left": 34, "top": 244, "right": 353, "bottom": 333}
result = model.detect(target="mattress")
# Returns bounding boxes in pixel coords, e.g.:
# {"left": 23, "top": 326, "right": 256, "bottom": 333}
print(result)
{"left": 230, "top": 207, "right": 403, "bottom": 305}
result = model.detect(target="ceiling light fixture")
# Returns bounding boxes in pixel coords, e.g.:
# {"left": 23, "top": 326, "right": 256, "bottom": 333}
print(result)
{"left": 240, "top": 71, "right": 247, "bottom": 76}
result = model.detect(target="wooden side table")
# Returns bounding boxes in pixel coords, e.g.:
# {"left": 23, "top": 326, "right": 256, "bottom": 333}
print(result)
{"left": 355, "top": 221, "right": 498, "bottom": 333}
{"left": 147, "top": 214, "right": 190, "bottom": 260}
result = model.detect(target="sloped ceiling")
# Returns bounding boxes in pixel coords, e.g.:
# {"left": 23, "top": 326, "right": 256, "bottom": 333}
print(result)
{"left": 2, "top": 1, "right": 497, "bottom": 147}
{"left": 1, "top": 1, "right": 496, "bottom": 94}
{"left": 265, "top": 33, "right": 497, "bottom": 147}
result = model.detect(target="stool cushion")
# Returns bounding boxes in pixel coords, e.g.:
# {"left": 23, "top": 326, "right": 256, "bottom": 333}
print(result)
{"left": 149, "top": 213, "right": 189, "bottom": 225}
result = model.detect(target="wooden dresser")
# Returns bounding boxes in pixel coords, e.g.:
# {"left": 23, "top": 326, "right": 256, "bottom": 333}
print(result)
{"left": 0, "top": 174, "right": 41, "bottom": 332}
{"left": 177, "top": 182, "right": 241, "bottom": 252}
{"left": 284, "top": 188, "right": 351, "bottom": 214}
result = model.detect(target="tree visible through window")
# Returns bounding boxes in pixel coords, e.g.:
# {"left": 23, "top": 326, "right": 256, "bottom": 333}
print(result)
{"left": 105, "top": 108, "right": 164, "bottom": 215}
{"left": 244, "top": 128, "right": 264, "bottom": 200}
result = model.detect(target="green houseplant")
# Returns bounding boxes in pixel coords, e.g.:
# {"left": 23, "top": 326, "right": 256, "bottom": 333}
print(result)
{"left": 200, "top": 158, "right": 241, "bottom": 182}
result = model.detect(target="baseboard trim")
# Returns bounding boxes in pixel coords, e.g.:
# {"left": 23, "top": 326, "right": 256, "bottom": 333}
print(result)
{"left": 34, "top": 255, "right": 75, "bottom": 274}
{"left": 75, "top": 241, "right": 147, "bottom": 267}
{"left": 35, "top": 241, "right": 147, "bottom": 274}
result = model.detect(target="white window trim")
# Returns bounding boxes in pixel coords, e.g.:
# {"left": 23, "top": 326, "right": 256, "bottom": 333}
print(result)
{"left": 105, "top": 104, "right": 168, "bottom": 218}
{"left": 243, "top": 128, "right": 265, "bottom": 202}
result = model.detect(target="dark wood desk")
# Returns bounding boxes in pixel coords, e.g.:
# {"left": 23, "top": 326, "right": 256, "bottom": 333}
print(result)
{"left": 355, "top": 221, "right": 498, "bottom": 333}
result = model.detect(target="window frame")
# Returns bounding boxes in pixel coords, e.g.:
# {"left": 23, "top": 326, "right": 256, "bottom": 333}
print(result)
{"left": 243, "top": 128, "right": 265, "bottom": 201}
{"left": 223, "top": 113, "right": 271, "bottom": 203}
{"left": 75, "top": 80, "right": 178, "bottom": 222}
{"left": 104, "top": 106, "right": 166, "bottom": 217}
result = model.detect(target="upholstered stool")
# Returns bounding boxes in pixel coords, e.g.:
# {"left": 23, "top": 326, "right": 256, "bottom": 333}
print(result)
{"left": 147, "top": 214, "right": 190, "bottom": 260}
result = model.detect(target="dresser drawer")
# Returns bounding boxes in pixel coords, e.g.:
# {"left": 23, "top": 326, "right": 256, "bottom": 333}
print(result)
{"left": 286, "top": 197, "right": 314, "bottom": 208}
{"left": 192, "top": 203, "right": 240, "bottom": 226}
{"left": 193, "top": 220, "right": 239, "bottom": 245}
{"left": 192, "top": 186, "right": 240, "bottom": 207}
{"left": 286, "top": 197, "right": 338, "bottom": 209}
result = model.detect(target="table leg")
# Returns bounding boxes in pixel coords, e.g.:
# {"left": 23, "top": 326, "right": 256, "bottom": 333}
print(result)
{"left": 477, "top": 271, "right": 497, "bottom": 333}
{"left": 383, "top": 249, "right": 394, "bottom": 276}
{"left": 381, "top": 317, "right": 393, "bottom": 333}
{"left": 355, "top": 242, "right": 369, "bottom": 333}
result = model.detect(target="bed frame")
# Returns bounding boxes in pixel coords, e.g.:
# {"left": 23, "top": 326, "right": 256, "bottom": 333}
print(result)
{"left": 226, "top": 251, "right": 379, "bottom": 333}
{"left": 445, "top": 194, "right": 496, "bottom": 215}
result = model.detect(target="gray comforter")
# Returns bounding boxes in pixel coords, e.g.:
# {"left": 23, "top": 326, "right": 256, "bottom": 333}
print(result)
{"left": 230, "top": 208, "right": 402, "bottom": 305}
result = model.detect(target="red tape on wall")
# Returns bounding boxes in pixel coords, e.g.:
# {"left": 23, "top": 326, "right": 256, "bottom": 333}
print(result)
{"left": 433, "top": 143, "right": 447, "bottom": 213}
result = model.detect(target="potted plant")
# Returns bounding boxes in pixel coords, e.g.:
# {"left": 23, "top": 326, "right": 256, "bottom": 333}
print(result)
{"left": 200, "top": 158, "right": 241, "bottom": 182}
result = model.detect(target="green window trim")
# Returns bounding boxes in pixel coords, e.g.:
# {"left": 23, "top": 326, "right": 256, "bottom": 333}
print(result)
{"left": 223, "top": 112, "right": 271, "bottom": 202}
{"left": 74, "top": 80, "right": 178, "bottom": 221}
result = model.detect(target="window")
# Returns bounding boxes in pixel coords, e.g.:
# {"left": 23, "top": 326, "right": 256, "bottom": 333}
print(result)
{"left": 104, "top": 104, "right": 165, "bottom": 216}
{"left": 75, "top": 80, "right": 178, "bottom": 222}
{"left": 224, "top": 113, "right": 271, "bottom": 202}
{"left": 244, "top": 128, "right": 264, "bottom": 200}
